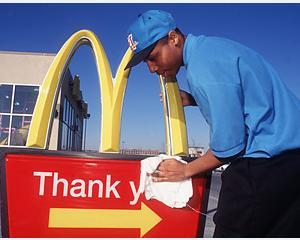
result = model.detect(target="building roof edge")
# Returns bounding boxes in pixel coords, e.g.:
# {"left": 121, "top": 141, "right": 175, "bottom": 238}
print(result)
{"left": 0, "top": 50, "right": 56, "bottom": 57}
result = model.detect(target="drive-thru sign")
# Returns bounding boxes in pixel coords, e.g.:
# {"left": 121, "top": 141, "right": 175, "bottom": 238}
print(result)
{"left": 1, "top": 150, "right": 209, "bottom": 237}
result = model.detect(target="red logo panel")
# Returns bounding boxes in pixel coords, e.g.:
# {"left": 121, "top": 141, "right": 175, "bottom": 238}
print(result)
{"left": 5, "top": 153, "right": 207, "bottom": 237}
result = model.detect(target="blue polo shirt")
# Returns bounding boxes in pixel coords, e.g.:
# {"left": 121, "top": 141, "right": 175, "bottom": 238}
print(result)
{"left": 183, "top": 34, "right": 300, "bottom": 158}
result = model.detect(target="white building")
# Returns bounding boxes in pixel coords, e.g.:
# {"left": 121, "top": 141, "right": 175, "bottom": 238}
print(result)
{"left": 0, "top": 51, "right": 89, "bottom": 151}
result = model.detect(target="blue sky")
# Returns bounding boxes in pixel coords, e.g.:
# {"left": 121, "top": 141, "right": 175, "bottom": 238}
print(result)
{"left": 0, "top": 4, "right": 300, "bottom": 151}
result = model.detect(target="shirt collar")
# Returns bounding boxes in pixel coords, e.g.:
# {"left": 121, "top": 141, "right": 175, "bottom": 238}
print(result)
{"left": 183, "top": 34, "right": 205, "bottom": 66}
{"left": 183, "top": 34, "right": 194, "bottom": 66}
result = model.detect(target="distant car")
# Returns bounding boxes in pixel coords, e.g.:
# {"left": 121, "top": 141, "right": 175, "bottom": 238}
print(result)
{"left": 214, "top": 164, "right": 230, "bottom": 172}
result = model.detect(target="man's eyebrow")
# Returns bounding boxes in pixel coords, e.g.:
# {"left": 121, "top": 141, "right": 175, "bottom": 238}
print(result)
{"left": 143, "top": 55, "right": 150, "bottom": 62}
{"left": 147, "top": 55, "right": 154, "bottom": 60}
{"left": 144, "top": 52, "right": 155, "bottom": 62}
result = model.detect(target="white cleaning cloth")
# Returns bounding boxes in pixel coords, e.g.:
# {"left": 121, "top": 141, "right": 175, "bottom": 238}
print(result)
{"left": 139, "top": 154, "right": 193, "bottom": 208}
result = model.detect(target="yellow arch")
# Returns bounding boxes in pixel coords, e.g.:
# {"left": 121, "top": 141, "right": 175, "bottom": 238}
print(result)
{"left": 160, "top": 76, "right": 188, "bottom": 156}
{"left": 27, "top": 30, "right": 132, "bottom": 152}
{"left": 27, "top": 29, "right": 188, "bottom": 155}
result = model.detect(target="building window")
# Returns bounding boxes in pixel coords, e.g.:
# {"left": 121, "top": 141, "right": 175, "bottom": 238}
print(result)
{"left": 0, "top": 84, "right": 39, "bottom": 147}
{"left": 0, "top": 85, "right": 13, "bottom": 113}
{"left": 0, "top": 115, "right": 10, "bottom": 145}
{"left": 61, "top": 97, "right": 83, "bottom": 151}
{"left": 13, "top": 85, "right": 39, "bottom": 114}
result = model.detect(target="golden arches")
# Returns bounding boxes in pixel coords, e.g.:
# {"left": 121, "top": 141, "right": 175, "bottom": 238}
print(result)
{"left": 27, "top": 30, "right": 188, "bottom": 155}
{"left": 160, "top": 76, "right": 188, "bottom": 156}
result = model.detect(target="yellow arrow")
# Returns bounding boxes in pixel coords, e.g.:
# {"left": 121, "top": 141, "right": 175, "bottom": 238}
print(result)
{"left": 48, "top": 202, "right": 162, "bottom": 237}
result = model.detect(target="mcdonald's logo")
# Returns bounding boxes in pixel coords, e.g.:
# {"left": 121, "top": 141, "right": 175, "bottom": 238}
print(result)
{"left": 26, "top": 30, "right": 188, "bottom": 156}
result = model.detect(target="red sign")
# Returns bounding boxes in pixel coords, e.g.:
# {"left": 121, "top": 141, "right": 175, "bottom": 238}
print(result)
{"left": 4, "top": 153, "right": 208, "bottom": 237}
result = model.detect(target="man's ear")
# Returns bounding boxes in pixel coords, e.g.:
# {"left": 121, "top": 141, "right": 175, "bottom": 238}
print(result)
{"left": 168, "top": 30, "right": 179, "bottom": 46}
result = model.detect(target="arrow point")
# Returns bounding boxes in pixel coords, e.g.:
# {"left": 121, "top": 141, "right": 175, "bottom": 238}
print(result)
{"left": 140, "top": 202, "right": 162, "bottom": 237}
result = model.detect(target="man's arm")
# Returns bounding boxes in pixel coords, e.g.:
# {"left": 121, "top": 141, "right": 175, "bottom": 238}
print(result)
{"left": 153, "top": 149, "right": 222, "bottom": 182}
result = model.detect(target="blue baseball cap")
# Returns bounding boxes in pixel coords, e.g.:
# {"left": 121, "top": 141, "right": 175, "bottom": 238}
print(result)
{"left": 125, "top": 10, "right": 177, "bottom": 69}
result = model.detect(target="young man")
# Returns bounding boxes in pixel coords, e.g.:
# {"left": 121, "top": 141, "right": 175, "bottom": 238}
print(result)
{"left": 125, "top": 10, "right": 300, "bottom": 237}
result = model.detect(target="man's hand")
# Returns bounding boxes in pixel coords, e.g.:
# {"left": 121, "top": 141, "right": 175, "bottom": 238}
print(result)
{"left": 180, "top": 90, "right": 197, "bottom": 107}
{"left": 160, "top": 90, "right": 197, "bottom": 107}
{"left": 151, "top": 150, "right": 223, "bottom": 182}
{"left": 151, "top": 159, "right": 188, "bottom": 182}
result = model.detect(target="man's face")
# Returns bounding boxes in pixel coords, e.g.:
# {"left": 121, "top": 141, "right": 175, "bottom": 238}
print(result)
{"left": 143, "top": 32, "right": 183, "bottom": 78}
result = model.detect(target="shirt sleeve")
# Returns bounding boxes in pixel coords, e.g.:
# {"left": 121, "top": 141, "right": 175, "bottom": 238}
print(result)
{"left": 193, "top": 81, "right": 246, "bottom": 158}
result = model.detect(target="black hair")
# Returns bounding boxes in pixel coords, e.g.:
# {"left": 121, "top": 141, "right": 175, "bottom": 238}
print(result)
{"left": 174, "top": 27, "right": 184, "bottom": 37}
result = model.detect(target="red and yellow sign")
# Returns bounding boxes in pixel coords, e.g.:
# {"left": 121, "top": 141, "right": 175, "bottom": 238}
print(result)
{"left": 4, "top": 152, "right": 208, "bottom": 237}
